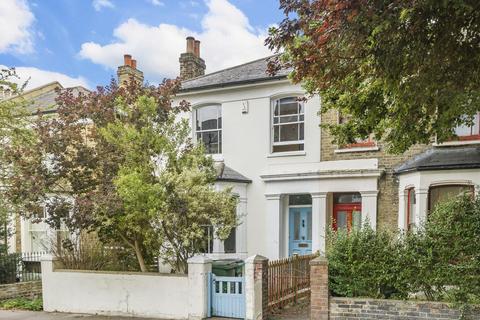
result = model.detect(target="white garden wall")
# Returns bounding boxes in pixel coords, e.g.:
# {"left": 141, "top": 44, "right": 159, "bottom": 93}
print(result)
{"left": 41, "top": 255, "right": 211, "bottom": 319}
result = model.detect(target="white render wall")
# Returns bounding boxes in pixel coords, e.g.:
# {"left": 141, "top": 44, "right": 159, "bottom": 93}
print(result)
{"left": 176, "top": 81, "right": 381, "bottom": 259}
{"left": 41, "top": 255, "right": 212, "bottom": 319}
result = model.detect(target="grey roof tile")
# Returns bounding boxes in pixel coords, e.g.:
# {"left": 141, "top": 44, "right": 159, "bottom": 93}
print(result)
{"left": 215, "top": 163, "right": 251, "bottom": 183}
{"left": 27, "top": 86, "right": 90, "bottom": 114}
{"left": 180, "top": 56, "right": 292, "bottom": 92}
{"left": 395, "top": 146, "right": 480, "bottom": 174}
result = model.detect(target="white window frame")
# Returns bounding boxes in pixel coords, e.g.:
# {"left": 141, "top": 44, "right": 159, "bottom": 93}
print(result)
{"left": 271, "top": 97, "right": 305, "bottom": 153}
{"left": 194, "top": 104, "right": 222, "bottom": 155}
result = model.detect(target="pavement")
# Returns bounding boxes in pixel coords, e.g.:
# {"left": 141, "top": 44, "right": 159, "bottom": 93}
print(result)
{"left": 0, "top": 310, "right": 163, "bottom": 320}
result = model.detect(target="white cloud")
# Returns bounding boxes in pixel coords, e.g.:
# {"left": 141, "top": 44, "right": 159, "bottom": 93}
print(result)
{"left": 79, "top": 0, "right": 271, "bottom": 82}
{"left": 0, "top": 0, "right": 35, "bottom": 54}
{"left": 148, "top": 0, "right": 164, "bottom": 6}
{"left": 1, "top": 65, "right": 90, "bottom": 90}
{"left": 92, "top": 0, "right": 114, "bottom": 11}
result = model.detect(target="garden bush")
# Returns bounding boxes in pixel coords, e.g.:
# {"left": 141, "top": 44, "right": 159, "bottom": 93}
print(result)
{"left": 327, "top": 194, "right": 480, "bottom": 308}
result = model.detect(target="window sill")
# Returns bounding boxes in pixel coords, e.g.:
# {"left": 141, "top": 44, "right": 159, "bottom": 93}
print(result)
{"left": 334, "top": 146, "right": 380, "bottom": 154}
{"left": 267, "top": 151, "right": 306, "bottom": 158}
{"left": 434, "top": 139, "right": 480, "bottom": 147}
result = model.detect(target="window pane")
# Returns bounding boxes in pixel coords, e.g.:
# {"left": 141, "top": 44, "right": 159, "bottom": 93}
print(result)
{"left": 455, "top": 113, "right": 479, "bottom": 136}
{"left": 273, "top": 126, "right": 279, "bottom": 142}
{"left": 272, "top": 144, "right": 303, "bottom": 153}
{"left": 201, "top": 131, "right": 219, "bottom": 154}
{"left": 334, "top": 193, "right": 362, "bottom": 204}
{"left": 429, "top": 185, "right": 473, "bottom": 211}
{"left": 279, "top": 115, "right": 298, "bottom": 123}
{"left": 289, "top": 194, "right": 312, "bottom": 206}
{"left": 307, "top": 212, "right": 312, "bottom": 240}
{"left": 218, "top": 131, "right": 222, "bottom": 153}
{"left": 408, "top": 189, "right": 416, "bottom": 229}
{"left": 279, "top": 98, "right": 299, "bottom": 115}
{"left": 299, "top": 123, "right": 304, "bottom": 140}
{"left": 336, "top": 211, "right": 348, "bottom": 230}
{"left": 294, "top": 211, "right": 301, "bottom": 240}
{"left": 352, "top": 210, "right": 362, "bottom": 230}
{"left": 196, "top": 105, "right": 220, "bottom": 131}
{"left": 274, "top": 100, "right": 280, "bottom": 116}
{"left": 224, "top": 227, "right": 236, "bottom": 253}
{"left": 280, "top": 123, "right": 299, "bottom": 141}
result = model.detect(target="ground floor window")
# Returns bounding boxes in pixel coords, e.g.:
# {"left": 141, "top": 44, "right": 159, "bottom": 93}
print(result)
{"left": 406, "top": 188, "right": 416, "bottom": 231}
{"left": 224, "top": 227, "right": 236, "bottom": 253}
{"left": 333, "top": 193, "right": 362, "bottom": 231}
{"left": 428, "top": 184, "right": 474, "bottom": 212}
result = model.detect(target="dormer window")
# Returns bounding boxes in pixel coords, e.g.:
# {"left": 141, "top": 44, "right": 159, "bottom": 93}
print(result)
{"left": 454, "top": 112, "right": 480, "bottom": 140}
{"left": 272, "top": 97, "right": 304, "bottom": 153}
{"left": 195, "top": 105, "right": 222, "bottom": 154}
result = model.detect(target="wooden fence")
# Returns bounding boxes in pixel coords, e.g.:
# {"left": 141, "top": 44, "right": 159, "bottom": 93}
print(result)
{"left": 267, "top": 253, "right": 318, "bottom": 311}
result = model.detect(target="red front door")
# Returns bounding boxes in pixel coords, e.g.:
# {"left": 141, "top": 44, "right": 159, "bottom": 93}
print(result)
{"left": 333, "top": 203, "right": 362, "bottom": 231}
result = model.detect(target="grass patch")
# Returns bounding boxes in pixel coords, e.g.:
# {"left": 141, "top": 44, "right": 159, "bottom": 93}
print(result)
{"left": 0, "top": 297, "right": 43, "bottom": 311}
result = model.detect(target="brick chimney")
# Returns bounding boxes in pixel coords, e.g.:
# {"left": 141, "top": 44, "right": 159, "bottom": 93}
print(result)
{"left": 179, "top": 36, "right": 206, "bottom": 80}
{"left": 117, "top": 54, "right": 144, "bottom": 86}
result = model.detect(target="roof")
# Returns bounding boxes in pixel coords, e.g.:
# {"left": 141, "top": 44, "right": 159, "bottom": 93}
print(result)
{"left": 180, "top": 56, "right": 292, "bottom": 93}
{"left": 394, "top": 146, "right": 480, "bottom": 174}
{"left": 215, "top": 163, "right": 251, "bottom": 183}
{"left": 27, "top": 86, "right": 90, "bottom": 114}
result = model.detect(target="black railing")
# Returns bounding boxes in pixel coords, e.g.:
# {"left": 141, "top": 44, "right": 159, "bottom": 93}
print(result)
{"left": 0, "top": 252, "right": 46, "bottom": 284}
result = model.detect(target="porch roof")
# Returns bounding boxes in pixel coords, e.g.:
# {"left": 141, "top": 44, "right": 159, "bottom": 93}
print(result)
{"left": 394, "top": 146, "right": 480, "bottom": 174}
{"left": 216, "top": 163, "right": 252, "bottom": 183}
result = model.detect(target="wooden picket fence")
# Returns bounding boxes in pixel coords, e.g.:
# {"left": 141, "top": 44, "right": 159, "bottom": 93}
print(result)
{"left": 267, "top": 253, "right": 318, "bottom": 311}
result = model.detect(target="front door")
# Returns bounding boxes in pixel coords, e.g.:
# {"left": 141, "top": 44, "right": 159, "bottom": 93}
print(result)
{"left": 289, "top": 207, "right": 312, "bottom": 256}
{"left": 333, "top": 203, "right": 362, "bottom": 231}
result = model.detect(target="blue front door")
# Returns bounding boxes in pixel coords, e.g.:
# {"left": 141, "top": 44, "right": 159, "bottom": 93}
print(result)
{"left": 289, "top": 207, "right": 312, "bottom": 256}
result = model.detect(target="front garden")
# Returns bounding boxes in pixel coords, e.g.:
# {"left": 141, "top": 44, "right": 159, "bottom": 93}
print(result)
{"left": 326, "top": 194, "right": 480, "bottom": 316}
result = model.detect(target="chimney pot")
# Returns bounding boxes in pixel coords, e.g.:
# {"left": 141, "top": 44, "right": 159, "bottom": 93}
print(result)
{"left": 194, "top": 40, "right": 200, "bottom": 57}
{"left": 186, "top": 37, "right": 195, "bottom": 54}
{"left": 131, "top": 59, "right": 137, "bottom": 69}
{"left": 124, "top": 54, "right": 132, "bottom": 67}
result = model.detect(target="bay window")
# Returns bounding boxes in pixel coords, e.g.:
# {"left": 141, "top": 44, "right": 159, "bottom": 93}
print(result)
{"left": 195, "top": 105, "right": 222, "bottom": 154}
{"left": 428, "top": 184, "right": 474, "bottom": 212}
{"left": 272, "top": 97, "right": 304, "bottom": 153}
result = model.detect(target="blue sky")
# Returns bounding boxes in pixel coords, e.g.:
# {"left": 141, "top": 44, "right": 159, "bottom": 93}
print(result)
{"left": 0, "top": 0, "right": 284, "bottom": 89}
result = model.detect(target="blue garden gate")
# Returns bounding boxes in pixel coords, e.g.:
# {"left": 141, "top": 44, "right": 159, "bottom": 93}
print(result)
{"left": 208, "top": 273, "right": 245, "bottom": 319}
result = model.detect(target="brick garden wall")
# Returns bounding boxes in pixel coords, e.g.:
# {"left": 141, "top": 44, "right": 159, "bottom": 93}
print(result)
{"left": 310, "top": 257, "right": 479, "bottom": 320}
{"left": 0, "top": 281, "right": 42, "bottom": 300}
{"left": 330, "top": 297, "right": 479, "bottom": 320}
{"left": 320, "top": 109, "right": 429, "bottom": 231}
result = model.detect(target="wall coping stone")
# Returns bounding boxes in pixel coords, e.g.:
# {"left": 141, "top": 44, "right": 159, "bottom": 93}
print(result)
{"left": 310, "top": 256, "right": 328, "bottom": 266}
{"left": 245, "top": 254, "right": 268, "bottom": 263}
{"left": 53, "top": 269, "right": 187, "bottom": 277}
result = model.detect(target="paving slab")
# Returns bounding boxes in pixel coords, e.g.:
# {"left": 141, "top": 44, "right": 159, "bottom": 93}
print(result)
{"left": 0, "top": 310, "right": 163, "bottom": 320}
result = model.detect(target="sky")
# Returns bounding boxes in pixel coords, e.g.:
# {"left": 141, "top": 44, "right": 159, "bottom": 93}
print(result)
{"left": 0, "top": 0, "right": 285, "bottom": 90}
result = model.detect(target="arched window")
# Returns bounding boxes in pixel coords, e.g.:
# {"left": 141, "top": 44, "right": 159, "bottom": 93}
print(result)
{"left": 271, "top": 97, "right": 304, "bottom": 153}
{"left": 195, "top": 105, "right": 222, "bottom": 154}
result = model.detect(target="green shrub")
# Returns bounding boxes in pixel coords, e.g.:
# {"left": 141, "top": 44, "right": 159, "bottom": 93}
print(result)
{"left": 0, "top": 297, "right": 43, "bottom": 311}
{"left": 327, "top": 194, "right": 480, "bottom": 310}
{"left": 326, "top": 225, "right": 403, "bottom": 299}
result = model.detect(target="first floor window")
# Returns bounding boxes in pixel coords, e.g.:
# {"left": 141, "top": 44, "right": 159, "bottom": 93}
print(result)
{"left": 195, "top": 105, "right": 222, "bottom": 154}
{"left": 428, "top": 184, "right": 474, "bottom": 212}
{"left": 338, "top": 114, "right": 376, "bottom": 148}
{"left": 454, "top": 112, "right": 480, "bottom": 140}
{"left": 272, "top": 97, "right": 304, "bottom": 153}
{"left": 406, "top": 188, "right": 416, "bottom": 231}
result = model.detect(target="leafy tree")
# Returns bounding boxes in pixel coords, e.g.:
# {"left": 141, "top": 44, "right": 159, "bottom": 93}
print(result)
{"left": 0, "top": 68, "right": 31, "bottom": 253}
{"left": 266, "top": 0, "right": 480, "bottom": 153}
{"left": 6, "top": 79, "right": 237, "bottom": 272}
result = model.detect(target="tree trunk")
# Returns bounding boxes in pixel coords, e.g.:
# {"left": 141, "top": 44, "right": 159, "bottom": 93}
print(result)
{"left": 134, "top": 239, "right": 148, "bottom": 272}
